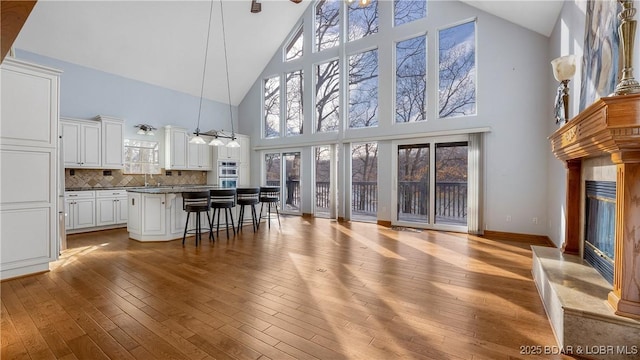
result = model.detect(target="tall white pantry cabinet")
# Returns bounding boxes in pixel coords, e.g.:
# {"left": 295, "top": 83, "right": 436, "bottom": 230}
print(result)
{"left": 0, "top": 58, "right": 62, "bottom": 280}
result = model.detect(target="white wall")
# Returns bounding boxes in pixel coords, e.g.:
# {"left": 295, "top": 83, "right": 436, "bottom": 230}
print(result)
{"left": 239, "top": 0, "right": 552, "bottom": 235}
{"left": 546, "top": 0, "right": 640, "bottom": 247}
{"left": 14, "top": 50, "right": 239, "bottom": 168}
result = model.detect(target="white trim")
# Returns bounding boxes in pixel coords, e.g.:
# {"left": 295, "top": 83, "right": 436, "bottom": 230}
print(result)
{"left": 254, "top": 126, "right": 490, "bottom": 151}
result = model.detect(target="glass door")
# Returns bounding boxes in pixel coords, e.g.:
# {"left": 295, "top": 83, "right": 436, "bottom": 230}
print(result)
{"left": 263, "top": 151, "right": 301, "bottom": 215}
{"left": 314, "top": 146, "right": 332, "bottom": 218}
{"left": 397, "top": 144, "right": 429, "bottom": 224}
{"left": 392, "top": 136, "right": 468, "bottom": 231}
{"left": 435, "top": 142, "right": 468, "bottom": 226}
{"left": 351, "top": 142, "right": 378, "bottom": 222}
{"left": 283, "top": 152, "right": 301, "bottom": 214}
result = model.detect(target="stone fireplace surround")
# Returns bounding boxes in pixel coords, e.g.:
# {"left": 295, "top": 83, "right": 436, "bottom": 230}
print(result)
{"left": 533, "top": 94, "right": 640, "bottom": 359}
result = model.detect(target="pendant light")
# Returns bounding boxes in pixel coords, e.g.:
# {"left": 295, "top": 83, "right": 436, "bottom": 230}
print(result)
{"left": 189, "top": 0, "right": 215, "bottom": 145}
{"left": 209, "top": 0, "right": 240, "bottom": 148}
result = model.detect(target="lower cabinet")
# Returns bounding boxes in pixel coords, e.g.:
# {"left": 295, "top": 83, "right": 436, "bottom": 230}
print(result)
{"left": 127, "top": 193, "right": 141, "bottom": 233}
{"left": 96, "top": 190, "right": 127, "bottom": 226}
{"left": 65, "top": 191, "right": 96, "bottom": 230}
{"left": 141, "top": 194, "right": 166, "bottom": 236}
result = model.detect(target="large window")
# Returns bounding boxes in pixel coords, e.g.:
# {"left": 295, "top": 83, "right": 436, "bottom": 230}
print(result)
{"left": 124, "top": 139, "right": 160, "bottom": 174}
{"left": 264, "top": 76, "right": 280, "bottom": 138}
{"left": 285, "top": 70, "right": 304, "bottom": 136}
{"left": 394, "top": 0, "right": 427, "bottom": 26}
{"left": 315, "top": 59, "right": 340, "bottom": 132}
{"left": 348, "top": 49, "right": 378, "bottom": 128}
{"left": 396, "top": 35, "right": 427, "bottom": 123}
{"left": 347, "top": 0, "right": 378, "bottom": 42}
{"left": 315, "top": 0, "right": 340, "bottom": 52}
{"left": 438, "top": 20, "right": 477, "bottom": 118}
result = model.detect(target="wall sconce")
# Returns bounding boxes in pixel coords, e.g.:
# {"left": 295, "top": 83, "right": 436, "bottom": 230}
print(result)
{"left": 551, "top": 55, "right": 577, "bottom": 124}
{"left": 134, "top": 124, "right": 157, "bottom": 136}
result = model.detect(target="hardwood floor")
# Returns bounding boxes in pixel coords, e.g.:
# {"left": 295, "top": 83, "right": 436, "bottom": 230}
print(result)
{"left": 2, "top": 217, "right": 573, "bottom": 359}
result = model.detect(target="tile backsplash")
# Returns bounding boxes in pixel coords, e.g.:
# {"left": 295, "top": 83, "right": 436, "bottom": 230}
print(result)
{"left": 65, "top": 169, "right": 207, "bottom": 189}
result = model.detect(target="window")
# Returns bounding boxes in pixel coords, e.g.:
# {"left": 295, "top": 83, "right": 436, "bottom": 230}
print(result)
{"left": 348, "top": 49, "right": 378, "bottom": 128}
{"left": 439, "top": 21, "right": 476, "bottom": 118}
{"left": 315, "top": 59, "right": 340, "bottom": 132}
{"left": 124, "top": 139, "right": 160, "bottom": 174}
{"left": 396, "top": 35, "right": 427, "bottom": 123}
{"left": 285, "top": 25, "right": 304, "bottom": 61}
{"left": 285, "top": 70, "right": 304, "bottom": 136}
{"left": 264, "top": 76, "right": 281, "bottom": 138}
{"left": 347, "top": 0, "right": 378, "bottom": 42}
{"left": 315, "top": 0, "right": 340, "bottom": 52}
{"left": 394, "top": 0, "right": 427, "bottom": 26}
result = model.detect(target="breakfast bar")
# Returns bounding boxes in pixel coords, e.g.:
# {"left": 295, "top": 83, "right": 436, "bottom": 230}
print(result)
{"left": 126, "top": 186, "right": 222, "bottom": 241}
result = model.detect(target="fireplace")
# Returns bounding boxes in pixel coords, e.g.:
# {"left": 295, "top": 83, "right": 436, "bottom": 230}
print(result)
{"left": 584, "top": 180, "right": 615, "bottom": 284}
{"left": 548, "top": 93, "right": 640, "bottom": 320}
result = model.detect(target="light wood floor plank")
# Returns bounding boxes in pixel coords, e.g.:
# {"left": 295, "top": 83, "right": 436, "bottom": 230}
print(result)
{"left": 1, "top": 217, "right": 571, "bottom": 359}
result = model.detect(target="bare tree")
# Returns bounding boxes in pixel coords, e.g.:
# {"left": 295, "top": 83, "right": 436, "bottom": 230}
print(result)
{"left": 438, "top": 23, "right": 476, "bottom": 118}
{"left": 285, "top": 70, "right": 303, "bottom": 136}
{"left": 264, "top": 77, "right": 280, "bottom": 138}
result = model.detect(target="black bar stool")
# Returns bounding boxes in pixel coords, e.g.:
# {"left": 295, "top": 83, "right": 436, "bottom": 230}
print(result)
{"left": 182, "top": 191, "right": 212, "bottom": 246}
{"left": 209, "top": 189, "right": 236, "bottom": 239}
{"left": 259, "top": 186, "right": 281, "bottom": 229}
{"left": 236, "top": 187, "right": 260, "bottom": 232}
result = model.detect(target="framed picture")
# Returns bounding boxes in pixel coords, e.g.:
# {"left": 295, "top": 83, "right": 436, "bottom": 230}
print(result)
{"left": 579, "top": 0, "right": 620, "bottom": 111}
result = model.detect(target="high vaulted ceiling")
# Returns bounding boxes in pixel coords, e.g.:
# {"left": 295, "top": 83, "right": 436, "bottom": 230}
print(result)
{"left": 14, "top": 0, "right": 562, "bottom": 107}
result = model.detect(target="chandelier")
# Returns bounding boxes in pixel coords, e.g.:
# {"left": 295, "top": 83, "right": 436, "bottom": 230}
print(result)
{"left": 189, "top": 0, "right": 239, "bottom": 148}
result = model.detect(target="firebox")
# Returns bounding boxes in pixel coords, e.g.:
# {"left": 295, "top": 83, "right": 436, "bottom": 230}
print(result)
{"left": 584, "top": 181, "right": 616, "bottom": 284}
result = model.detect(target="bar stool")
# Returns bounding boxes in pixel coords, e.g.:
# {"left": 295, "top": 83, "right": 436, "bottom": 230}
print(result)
{"left": 182, "top": 191, "right": 212, "bottom": 246}
{"left": 209, "top": 189, "right": 236, "bottom": 239}
{"left": 236, "top": 188, "right": 260, "bottom": 232}
{"left": 259, "top": 186, "right": 281, "bottom": 229}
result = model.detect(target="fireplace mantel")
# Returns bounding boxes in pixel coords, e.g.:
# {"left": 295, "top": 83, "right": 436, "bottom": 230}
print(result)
{"left": 549, "top": 93, "right": 640, "bottom": 319}
{"left": 550, "top": 93, "right": 640, "bottom": 161}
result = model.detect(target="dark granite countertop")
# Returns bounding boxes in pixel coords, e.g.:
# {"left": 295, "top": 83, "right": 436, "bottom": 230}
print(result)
{"left": 65, "top": 185, "right": 216, "bottom": 192}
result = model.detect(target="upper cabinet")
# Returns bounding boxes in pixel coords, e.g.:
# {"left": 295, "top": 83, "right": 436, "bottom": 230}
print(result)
{"left": 98, "top": 116, "right": 124, "bottom": 169}
{"left": 164, "top": 126, "right": 188, "bottom": 170}
{"left": 60, "top": 118, "right": 101, "bottom": 168}
{"left": 188, "top": 141, "right": 212, "bottom": 170}
{"left": 213, "top": 134, "right": 250, "bottom": 164}
{"left": 60, "top": 116, "right": 124, "bottom": 169}
{"left": 165, "top": 126, "right": 214, "bottom": 171}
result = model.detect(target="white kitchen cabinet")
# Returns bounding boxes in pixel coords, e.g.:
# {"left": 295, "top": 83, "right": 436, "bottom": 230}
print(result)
{"left": 98, "top": 116, "right": 125, "bottom": 169}
{"left": 60, "top": 118, "right": 101, "bottom": 168}
{"left": 213, "top": 134, "right": 250, "bottom": 164}
{"left": 95, "top": 190, "right": 127, "bottom": 226}
{"left": 141, "top": 194, "right": 166, "bottom": 235}
{"left": 188, "top": 142, "right": 213, "bottom": 170}
{"left": 0, "top": 58, "right": 61, "bottom": 280}
{"left": 164, "top": 126, "right": 189, "bottom": 170}
{"left": 127, "top": 193, "right": 141, "bottom": 233}
{"left": 65, "top": 191, "right": 96, "bottom": 230}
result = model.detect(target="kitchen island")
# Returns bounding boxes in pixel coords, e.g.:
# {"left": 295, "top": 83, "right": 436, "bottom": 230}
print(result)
{"left": 127, "top": 186, "right": 222, "bottom": 241}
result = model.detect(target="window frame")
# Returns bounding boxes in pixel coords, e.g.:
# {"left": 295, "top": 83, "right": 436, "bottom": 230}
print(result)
{"left": 393, "top": 32, "right": 428, "bottom": 125}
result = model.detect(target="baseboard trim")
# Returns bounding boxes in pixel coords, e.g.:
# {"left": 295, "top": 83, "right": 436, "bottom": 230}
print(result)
{"left": 377, "top": 220, "right": 392, "bottom": 227}
{"left": 482, "top": 230, "right": 555, "bottom": 247}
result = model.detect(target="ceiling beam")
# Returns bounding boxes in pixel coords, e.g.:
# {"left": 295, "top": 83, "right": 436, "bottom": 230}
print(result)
{"left": 1, "top": 0, "right": 37, "bottom": 63}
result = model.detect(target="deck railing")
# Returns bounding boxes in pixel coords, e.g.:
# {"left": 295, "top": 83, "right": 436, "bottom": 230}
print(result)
{"left": 266, "top": 180, "right": 467, "bottom": 223}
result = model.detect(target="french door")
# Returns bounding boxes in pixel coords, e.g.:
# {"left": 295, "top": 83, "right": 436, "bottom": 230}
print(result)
{"left": 313, "top": 145, "right": 337, "bottom": 218}
{"left": 263, "top": 150, "right": 302, "bottom": 215}
{"left": 392, "top": 135, "right": 469, "bottom": 232}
